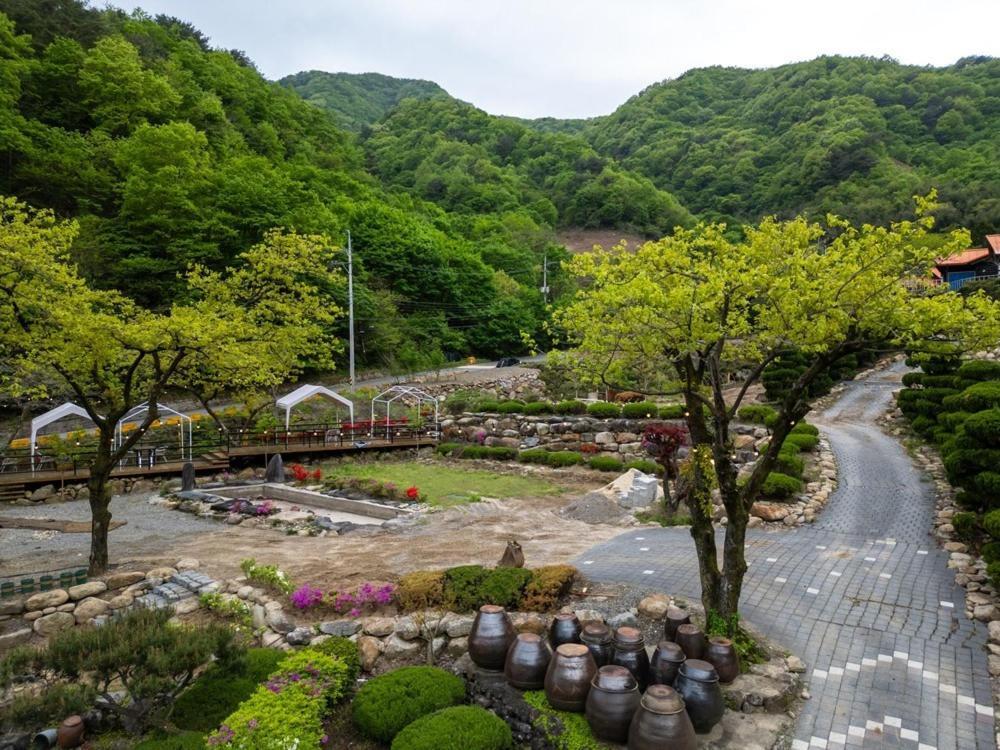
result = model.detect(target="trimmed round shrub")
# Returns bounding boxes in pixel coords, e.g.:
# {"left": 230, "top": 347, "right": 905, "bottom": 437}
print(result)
{"left": 397, "top": 570, "right": 446, "bottom": 611}
{"left": 964, "top": 409, "right": 1000, "bottom": 446}
{"left": 496, "top": 400, "right": 525, "bottom": 414}
{"left": 983, "top": 510, "right": 1000, "bottom": 540}
{"left": 922, "top": 374, "right": 961, "bottom": 389}
{"left": 774, "top": 449, "right": 804, "bottom": 479}
{"left": 988, "top": 561, "right": 1000, "bottom": 589}
{"left": 478, "top": 567, "right": 533, "bottom": 610}
{"left": 737, "top": 404, "right": 778, "bottom": 425}
{"left": 586, "top": 402, "right": 621, "bottom": 418}
{"left": 790, "top": 422, "right": 819, "bottom": 436}
{"left": 901, "top": 372, "right": 924, "bottom": 387}
{"left": 519, "top": 565, "right": 577, "bottom": 611}
{"left": 391, "top": 705, "right": 513, "bottom": 750}
{"left": 554, "top": 400, "right": 587, "bottom": 415}
{"left": 658, "top": 404, "right": 686, "bottom": 419}
{"left": 588, "top": 456, "right": 625, "bottom": 472}
{"left": 546, "top": 451, "right": 583, "bottom": 467}
{"left": 938, "top": 411, "right": 971, "bottom": 431}
{"left": 477, "top": 400, "right": 502, "bottom": 413}
{"left": 518, "top": 449, "right": 550, "bottom": 464}
{"left": 783, "top": 433, "right": 818, "bottom": 452}
{"left": 353, "top": 667, "right": 466, "bottom": 743}
{"left": 435, "top": 443, "right": 461, "bottom": 457}
{"left": 313, "top": 636, "right": 361, "bottom": 684}
{"left": 625, "top": 459, "right": 661, "bottom": 474}
{"left": 958, "top": 382, "right": 1000, "bottom": 412}
{"left": 957, "top": 360, "right": 1000, "bottom": 383}
{"left": 760, "top": 472, "right": 802, "bottom": 500}
{"left": 522, "top": 401, "right": 553, "bottom": 415}
{"left": 442, "top": 565, "right": 488, "bottom": 611}
{"left": 952, "top": 511, "right": 978, "bottom": 540}
{"left": 982, "top": 542, "right": 1000, "bottom": 564}
{"left": 621, "top": 401, "right": 659, "bottom": 419}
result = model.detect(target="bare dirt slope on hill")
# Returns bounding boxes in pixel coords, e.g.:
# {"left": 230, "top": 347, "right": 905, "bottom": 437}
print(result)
{"left": 557, "top": 228, "right": 648, "bottom": 253}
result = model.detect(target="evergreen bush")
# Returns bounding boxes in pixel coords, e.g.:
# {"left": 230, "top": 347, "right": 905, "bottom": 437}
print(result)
{"left": 391, "top": 706, "right": 513, "bottom": 750}
{"left": 625, "top": 459, "right": 660, "bottom": 474}
{"left": 554, "top": 400, "right": 587, "bottom": 414}
{"left": 586, "top": 402, "right": 621, "bottom": 418}
{"left": 352, "top": 667, "right": 466, "bottom": 743}
{"left": 496, "top": 400, "right": 526, "bottom": 414}
{"left": 397, "top": 570, "right": 447, "bottom": 611}
{"left": 621, "top": 401, "right": 658, "bottom": 419}
{"left": 523, "top": 401, "right": 553, "bottom": 415}
{"left": 783, "top": 433, "right": 819, "bottom": 451}
{"left": 658, "top": 404, "right": 686, "bottom": 419}
{"left": 760, "top": 472, "right": 802, "bottom": 499}
{"left": 519, "top": 565, "right": 577, "bottom": 611}
{"left": 588, "top": 456, "right": 624, "bottom": 472}
{"left": 737, "top": 404, "right": 778, "bottom": 425}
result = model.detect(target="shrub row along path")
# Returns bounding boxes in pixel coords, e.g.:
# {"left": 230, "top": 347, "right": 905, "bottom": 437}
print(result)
{"left": 576, "top": 361, "right": 995, "bottom": 749}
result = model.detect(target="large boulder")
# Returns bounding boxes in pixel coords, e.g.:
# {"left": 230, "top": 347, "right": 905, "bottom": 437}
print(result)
{"left": 68, "top": 581, "right": 107, "bottom": 601}
{"left": 357, "top": 635, "right": 383, "bottom": 672}
{"left": 751, "top": 503, "right": 792, "bottom": 522}
{"left": 25, "top": 589, "right": 69, "bottom": 610}
{"left": 105, "top": 571, "right": 145, "bottom": 590}
{"left": 265, "top": 609, "right": 295, "bottom": 634}
{"left": 32, "top": 611, "right": 75, "bottom": 636}
{"left": 29, "top": 485, "right": 56, "bottom": 502}
{"left": 319, "top": 620, "right": 361, "bottom": 637}
{"left": 74, "top": 597, "right": 109, "bottom": 624}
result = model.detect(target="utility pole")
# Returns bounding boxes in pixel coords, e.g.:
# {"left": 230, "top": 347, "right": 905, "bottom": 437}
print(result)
{"left": 347, "top": 230, "right": 356, "bottom": 387}
{"left": 541, "top": 252, "right": 550, "bottom": 303}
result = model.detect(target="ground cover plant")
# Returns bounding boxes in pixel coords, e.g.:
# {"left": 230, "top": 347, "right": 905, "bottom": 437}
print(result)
{"left": 352, "top": 666, "right": 466, "bottom": 743}
{"left": 320, "top": 460, "right": 564, "bottom": 506}
{"left": 396, "top": 564, "right": 576, "bottom": 613}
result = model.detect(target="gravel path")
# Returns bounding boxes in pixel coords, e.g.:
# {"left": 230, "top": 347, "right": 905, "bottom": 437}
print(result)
{"left": 0, "top": 493, "right": 218, "bottom": 576}
{"left": 575, "top": 362, "right": 996, "bottom": 749}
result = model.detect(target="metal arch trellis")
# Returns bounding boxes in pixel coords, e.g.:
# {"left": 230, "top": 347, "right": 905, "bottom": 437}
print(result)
{"left": 113, "top": 403, "right": 193, "bottom": 464}
{"left": 370, "top": 385, "right": 439, "bottom": 439}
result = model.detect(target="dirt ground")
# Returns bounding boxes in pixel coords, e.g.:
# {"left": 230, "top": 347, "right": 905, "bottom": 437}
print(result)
{"left": 122, "top": 474, "right": 626, "bottom": 590}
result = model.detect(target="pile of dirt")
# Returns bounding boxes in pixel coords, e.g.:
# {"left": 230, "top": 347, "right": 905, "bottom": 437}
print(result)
{"left": 560, "top": 492, "right": 631, "bottom": 525}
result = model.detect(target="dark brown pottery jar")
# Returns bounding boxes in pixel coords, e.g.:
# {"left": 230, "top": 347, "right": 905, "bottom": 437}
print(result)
{"left": 469, "top": 604, "right": 516, "bottom": 671}
{"left": 504, "top": 632, "right": 552, "bottom": 690}
{"left": 610, "top": 626, "right": 650, "bottom": 691}
{"left": 675, "top": 623, "right": 705, "bottom": 660}
{"left": 56, "top": 716, "right": 85, "bottom": 749}
{"left": 674, "top": 659, "right": 725, "bottom": 734}
{"left": 585, "top": 665, "right": 641, "bottom": 744}
{"left": 664, "top": 607, "right": 691, "bottom": 641}
{"left": 704, "top": 636, "right": 740, "bottom": 683}
{"left": 580, "top": 622, "right": 613, "bottom": 667}
{"left": 627, "top": 684, "right": 697, "bottom": 750}
{"left": 544, "top": 643, "right": 597, "bottom": 712}
{"left": 549, "top": 612, "right": 582, "bottom": 648}
{"left": 649, "top": 640, "right": 686, "bottom": 686}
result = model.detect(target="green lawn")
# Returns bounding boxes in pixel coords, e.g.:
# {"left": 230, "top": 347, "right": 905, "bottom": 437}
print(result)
{"left": 320, "top": 461, "right": 565, "bottom": 507}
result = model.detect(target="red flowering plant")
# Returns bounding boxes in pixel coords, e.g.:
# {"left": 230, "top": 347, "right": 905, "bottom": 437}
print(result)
{"left": 290, "top": 463, "right": 309, "bottom": 482}
{"left": 311, "top": 468, "right": 322, "bottom": 481}
{"left": 405, "top": 485, "right": 422, "bottom": 501}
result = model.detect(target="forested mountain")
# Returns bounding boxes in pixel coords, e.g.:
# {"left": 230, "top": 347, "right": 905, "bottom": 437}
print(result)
{"left": 583, "top": 56, "right": 1000, "bottom": 238}
{"left": 0, "top": 0, "right": 570, "bottom": 365}
{"left": 279, "top": 70, "right": 450, "bottom": 132}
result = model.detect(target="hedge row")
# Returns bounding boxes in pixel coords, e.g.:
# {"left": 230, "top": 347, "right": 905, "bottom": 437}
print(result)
{"left": 396, "top": 564, "right": 577, "bottom": 613}
{"left": 436, "top": 443, "right": 660, "bottom": 474}
{"left": 443, "top": 394, "right": 688, "bottom": 420}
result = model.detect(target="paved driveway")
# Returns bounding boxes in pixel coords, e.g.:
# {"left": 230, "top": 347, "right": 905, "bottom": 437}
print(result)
{"left": 575, "top": 363, "right": 995, "bottom": 748}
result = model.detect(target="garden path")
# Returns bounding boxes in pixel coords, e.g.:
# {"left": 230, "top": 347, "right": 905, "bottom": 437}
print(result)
{"left": 575, "top": 362, "right": 996, "bottom": 748}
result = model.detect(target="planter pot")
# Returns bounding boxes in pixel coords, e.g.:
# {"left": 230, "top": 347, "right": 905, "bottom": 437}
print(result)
{"left": 664, "top": 608, "right": 691, "bottom": 641}
{"left": 580, "top": 622, "right": 613, "bottom": 667}
{"left": 610, "top": 626, "right": 650, "bottom": 691}
{"left": 704, "top": 636, "right": 740, "bottom": 684}
{"left": 504, "top": 632, "right": 552, "bottom": 690}
{"left": 627, "top": 684, "right": 697, "bottom": 750}
{"left": 585, "top": 665, "right": 640, "bottom": 744}
{"left": 545, "top": 643, "right": 597, "bottom": 712}
{"left": 674, "top": 659, "right": 724, "bottom": 734}
{"left": 56, "top": 716, "right": 84, "bottom": 749}
{"left": 549, "top": 612, "right": 582, "bottom": 648}
{"left": 469, "top": 604, "right": 516, "bottom": 671}
{"left": 649, "top": 640, "right": 686, "bottom": 687}
{"left": 675, "top": 623, "right": 705, "bottom": 660}
{"left": 32, "top": 730, "right": 57, "bottom": 750}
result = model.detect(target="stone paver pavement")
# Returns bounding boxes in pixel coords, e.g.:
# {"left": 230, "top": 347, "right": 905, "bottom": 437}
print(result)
{"left": 575, "top": 363, "right": 996, "bottom": 748}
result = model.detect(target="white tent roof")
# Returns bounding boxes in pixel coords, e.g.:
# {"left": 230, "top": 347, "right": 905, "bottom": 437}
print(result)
{"left": 30, "top": 402, "right": 96, "bottom": 456}
{"left": 276, "top": 384, "right": 354, "bottom": 428}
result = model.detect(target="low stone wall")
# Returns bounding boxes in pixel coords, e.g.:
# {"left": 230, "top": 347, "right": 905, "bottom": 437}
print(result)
{"left": 10, "top": 476, "right": 169, "bottom": 506}
{"left": 411, "top": 372, "right": 543, "bottom": 401}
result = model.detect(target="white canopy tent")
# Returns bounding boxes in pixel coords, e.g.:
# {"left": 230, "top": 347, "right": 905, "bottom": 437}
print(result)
{"left": 30, "top": 402, "right": 97, "bottom": 466}
{"left": 370, "top": 385, "right": 438, "bottom": 438}
{"left": 114, "top": 403, "right": 192, "bottom": 463}
{"left": 276, "top": 384, "right": 355, "bottom": 429}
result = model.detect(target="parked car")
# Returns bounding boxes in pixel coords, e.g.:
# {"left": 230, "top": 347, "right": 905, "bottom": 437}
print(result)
{"left": 495, "top": 357, "right": 521, "bottom": 367}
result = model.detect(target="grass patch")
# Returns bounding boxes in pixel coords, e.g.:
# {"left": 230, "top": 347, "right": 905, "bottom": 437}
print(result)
{"left": 635, "top": 508, "right": 692, "bottom": 527}
{"left": 321, "top": 461, "right": 564, "bottom": 507}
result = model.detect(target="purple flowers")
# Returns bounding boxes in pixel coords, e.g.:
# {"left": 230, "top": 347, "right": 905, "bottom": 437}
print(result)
{"left": 290, "top": 584, "right": 324, "bottom": 610}
{"left": 328, "top": 582, "right": 396, "bottom": 615}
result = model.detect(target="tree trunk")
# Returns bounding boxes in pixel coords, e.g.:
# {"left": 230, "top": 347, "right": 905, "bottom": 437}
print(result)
{"left": 87, "top": 435, "right": 114, "bottom": 576}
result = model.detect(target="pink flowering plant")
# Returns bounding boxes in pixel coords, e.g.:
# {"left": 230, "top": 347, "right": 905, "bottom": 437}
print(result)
{"left": 327, "top": 582, "right": 396, "bottom": 617}
{"left": 290, "top": 584, "right": 324, "bottom": 611}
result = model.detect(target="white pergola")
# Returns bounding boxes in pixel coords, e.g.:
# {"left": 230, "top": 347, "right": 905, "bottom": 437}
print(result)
{"left": 276, "top": 384, "right": 355, "bottom": 429}
{"left": 30, "top": 402, "right": 98, "bottom": 466}
{"left": 114, "top": 403, "right": 193, "bottom": 462}
{"left": 371, "top": 385, "right": 438, "bottom": 438}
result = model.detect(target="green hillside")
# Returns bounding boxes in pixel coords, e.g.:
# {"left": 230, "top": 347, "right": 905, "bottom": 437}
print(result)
{"left": 583, "top": 56, "right": 1000, "bottom": 238}
{"left": 279, "top": 70, "right": 450, "bottom": 132}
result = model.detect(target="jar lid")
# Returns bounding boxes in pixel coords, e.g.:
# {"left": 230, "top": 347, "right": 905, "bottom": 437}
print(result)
{"left": 640, "top": 684, "right": 686, "bottom": 714}
{"left": 516, "top": 632, "right": 542, "bottom": 644}
{"left": 666, "top": 607, "right": 689, "bottom": 621}
{"left": 676, "top": 623, "right": 702, "bottom": 637}
{"left": 592, "top": 664, "right": 637, "bottom": 692}
{"left": 708, "top": 636, "right": 733, "bottom": 648}
{"left": 553, "top": 612, "right": 579, "bottom": 622}
{"left": 556, "top": 643, "right": 590, "bottom": 658}
{"left": 680, "top": 658, "right": 719, "bottom": 682}
{"left": 480, "top": 604, "right": 505, "bottom": 614}
{"left": 653, "top": 640, "right": 686, "bottom": 662}
{"left": 614, "top": 626, "right": 643, "bottom": 645}
{"left": 581, "top": 623, "right": 611, "bottom": 642}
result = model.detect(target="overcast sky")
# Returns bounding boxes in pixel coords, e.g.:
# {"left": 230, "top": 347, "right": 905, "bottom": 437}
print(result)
{"left": 111, "top": 0, "right": 998, "bottom": 119}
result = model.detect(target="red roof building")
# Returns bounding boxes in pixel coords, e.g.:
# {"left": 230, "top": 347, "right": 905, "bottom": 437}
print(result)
{"left": 933, "top": 235, "right": 999, "bottom": 289}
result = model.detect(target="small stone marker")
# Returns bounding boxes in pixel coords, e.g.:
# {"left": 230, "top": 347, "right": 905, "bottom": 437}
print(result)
{"left": 181, "top": 462, "right": 196, "bottom": 492}
{"left": 265, "top": 453, "right": 284, "bottom": 483}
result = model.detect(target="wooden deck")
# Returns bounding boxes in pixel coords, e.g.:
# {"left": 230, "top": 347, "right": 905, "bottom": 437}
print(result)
{"left": 0, "top": 436, "right": 435, "bottom": 491}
